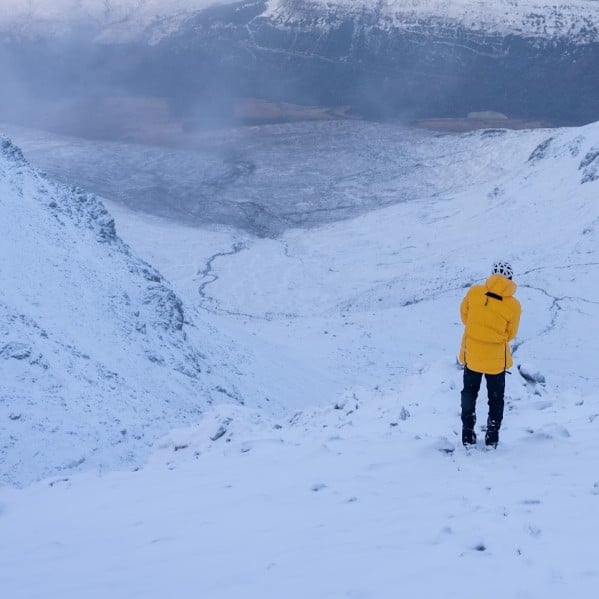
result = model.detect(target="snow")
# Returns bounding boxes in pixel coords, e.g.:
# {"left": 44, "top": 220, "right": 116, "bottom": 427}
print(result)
{"left": 0, "top": 0, "right": 223, "bottom": 21}
{"left": 1, "top": 119, "right": 599, "bottom": 596}
{"left": 2, "top": 382, "right": 599, "bottom": 597}
{"left": 0, "top": 0, "right": 232, "bottom": 41}
{"left": 0, "top": 135, "right": 253, "bottom": 487}
{"left": 1, "top": 121, "right": 553, "bottom": 237}
{"left": 266, "top": 0, "right": 599, "bottom": 41}
{"left": 2, "top": 0, "right": 599, "bottom": 41}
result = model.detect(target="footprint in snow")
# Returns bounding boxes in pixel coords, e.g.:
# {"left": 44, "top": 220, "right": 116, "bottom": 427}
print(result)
{"left": 432, "top": 437, "right": 455, "bottom": 455}
{"left": 528, "top": 525, "right": 542, "bottom": 537}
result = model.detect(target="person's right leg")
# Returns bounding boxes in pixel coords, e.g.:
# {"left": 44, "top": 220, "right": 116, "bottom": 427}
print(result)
{"left": 484, "top": 371, "right": 506, "bottom": 447}
{"left": 461, "top": 367, "right": 483, "bottom": 444}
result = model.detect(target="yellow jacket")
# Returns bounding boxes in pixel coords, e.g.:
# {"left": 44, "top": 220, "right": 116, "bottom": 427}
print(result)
{"left": 458, "top": 274, "right": 521, "bottom": 374}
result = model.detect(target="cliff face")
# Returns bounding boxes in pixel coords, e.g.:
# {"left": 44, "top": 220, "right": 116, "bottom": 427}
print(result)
{"left": 154, "top": 0, "right": 599, "bottom": 122}
{"left": 2, "top": 0, "right": 599, "bottom": 124}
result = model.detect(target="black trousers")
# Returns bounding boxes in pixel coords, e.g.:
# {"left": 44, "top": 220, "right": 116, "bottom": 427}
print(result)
{"left": 460, "top": 367, "right": 505, "bottom": 430}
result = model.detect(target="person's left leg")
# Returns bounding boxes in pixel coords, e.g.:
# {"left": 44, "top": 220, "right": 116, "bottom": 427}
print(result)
{"left": 484, "top": 371, "right": 505, "bottom": 446}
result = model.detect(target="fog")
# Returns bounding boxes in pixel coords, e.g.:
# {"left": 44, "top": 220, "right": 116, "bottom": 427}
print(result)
{"left": 2, "top": 0, "right": 598, "bottom": 145}
{"left": 2, "top": 0, "right": 599, "bottom": 236}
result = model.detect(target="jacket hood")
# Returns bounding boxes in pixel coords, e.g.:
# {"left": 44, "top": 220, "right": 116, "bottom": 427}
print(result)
{"left": 485, "top": 274, "right": 517, "bottom": 297}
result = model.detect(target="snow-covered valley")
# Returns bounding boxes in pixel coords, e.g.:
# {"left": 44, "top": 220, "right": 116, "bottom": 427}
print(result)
{"left": 1, "top": 119, "right": 598, "bottom": 597}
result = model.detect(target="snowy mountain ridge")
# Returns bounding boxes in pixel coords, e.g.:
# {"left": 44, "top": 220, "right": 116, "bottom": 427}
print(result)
{"left": 0, "top": 134, "right": 247, "bottom": 487}
{"left": 2, "top": 0, "right": 599, "bottom": 42}
{"left": 0, "top": 0, "right": 226, "bottom": 41}
{"left": 265, "top": 0, "right": 599, "bottom": 43}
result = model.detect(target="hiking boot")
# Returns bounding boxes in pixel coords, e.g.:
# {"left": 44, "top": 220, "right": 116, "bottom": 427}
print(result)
{"left": 485, "top": 420, "right": 500, "bottom": 447}
{"left": 462, "top": 428, "right": 477, "bottom": 446}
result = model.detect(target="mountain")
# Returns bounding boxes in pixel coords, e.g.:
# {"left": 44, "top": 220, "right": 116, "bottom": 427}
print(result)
{"left": 0, "top": 0, "right": 223, "bottom": 42}
{"left": 0, "top": 134, "right": 246, "bottom": 487}
{"left": 2, "top": 0, "right": 598, "bottom": 43}
{"left": 2, "top": 0, "right": 599, "bottom": 127}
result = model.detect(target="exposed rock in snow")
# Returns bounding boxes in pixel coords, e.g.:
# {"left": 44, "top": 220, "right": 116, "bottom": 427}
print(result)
{"left": 579, "top": 147, "right": 599, "bottom": 183}
{"left": 518, "top": 364, "right": 546, "bottom": 384}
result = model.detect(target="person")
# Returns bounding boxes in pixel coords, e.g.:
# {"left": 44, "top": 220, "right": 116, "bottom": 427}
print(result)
{"left": 458, "top": 261, "right": 521, "bottom": 447}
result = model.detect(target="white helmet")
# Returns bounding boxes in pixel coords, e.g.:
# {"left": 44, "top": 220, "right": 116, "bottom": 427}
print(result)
{"left": 492, "top": 261, "right": 513, "bottom": 279}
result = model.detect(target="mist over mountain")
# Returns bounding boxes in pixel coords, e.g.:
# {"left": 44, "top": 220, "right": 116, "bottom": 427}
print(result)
{"left": 1, "top": 0, "right": 599, "bottom": 135}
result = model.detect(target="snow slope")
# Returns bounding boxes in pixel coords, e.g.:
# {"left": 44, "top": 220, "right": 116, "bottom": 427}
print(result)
{"left": 0, "top": 135, "right": 249, "bottom": 487}
{"left": 107, "top": 122, "right": 599, "bottom": 398}
{"left": 3, "top": 380, "right": 599, "bottom": 598}
{"left": 0, "top": 120, "right": 598, "bottom": 596}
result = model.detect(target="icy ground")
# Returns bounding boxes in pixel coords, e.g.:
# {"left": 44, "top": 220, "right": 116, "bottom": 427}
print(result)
{"left": 1, "top": 120, "right": 599, "bottom": 597}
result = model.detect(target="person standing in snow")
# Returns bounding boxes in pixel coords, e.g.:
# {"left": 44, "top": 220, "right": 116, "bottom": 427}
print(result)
{"left": 458, "top": 261, "right": 521, "bottom": 447}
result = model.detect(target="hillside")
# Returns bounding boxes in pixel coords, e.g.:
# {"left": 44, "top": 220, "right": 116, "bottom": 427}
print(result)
{"left": 108, "top": 121, "right": 599, "bottom": 400}
{"left": 2, "top": 0, "right": 599, "bottom": 42}
{"left": 0, "top": 135, "right": 246, "bottom": 486}
{"left": 0, "top": 119, "right": 599, "bottom": 599}
{"left": 0, "top": 119, "right": 598, "bottom": 597}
